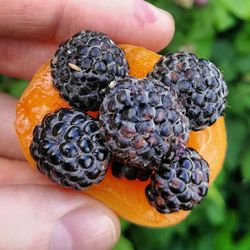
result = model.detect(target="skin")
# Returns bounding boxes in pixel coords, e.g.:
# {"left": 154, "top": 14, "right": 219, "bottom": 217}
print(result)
{"left": 0, "top": 0, "right": 175, "bottom": 249}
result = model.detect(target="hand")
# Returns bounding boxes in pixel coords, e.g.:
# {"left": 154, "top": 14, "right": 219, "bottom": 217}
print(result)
{"left": 0, "top": 0, "right": 174, "bottom": 249}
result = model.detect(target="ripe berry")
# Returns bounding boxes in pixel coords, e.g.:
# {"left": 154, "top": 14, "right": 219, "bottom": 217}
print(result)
{"left": 30, "top": 108, "right": 110, "bottom": 190}
{"left": 145, "top": 148, "right": 209, "bottom": 213}
{"left": 99, "top": 76, "right": 190, "bottom": 170}
{"left": 148, "top": 52, "right": 228, "bottom": 130}
{"left": 111, "top": 161, "right": 152, "bottom": 181}
{"left": 51, "top": 30, "right": 129, "bottom": 110}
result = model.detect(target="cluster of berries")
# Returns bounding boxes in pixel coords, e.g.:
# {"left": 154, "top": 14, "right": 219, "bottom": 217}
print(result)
{"left": 30, "top": 31, "right": 227, "bottom": 213}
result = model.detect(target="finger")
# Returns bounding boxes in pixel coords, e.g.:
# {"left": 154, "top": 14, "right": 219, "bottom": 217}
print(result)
{"left": 0, "top": 0, "right": 174, "bottom": 51}
{"left": 0, "top": 157, "right": 51, "bottom": 185}
{"left": 0, "top": 185, "right": 120, "bottom": 250}
{"left": 0, "top": 93, "right": 25, "bottom": 160}
{"left": 0, "top": 38, "right": 55, "bottom": 79}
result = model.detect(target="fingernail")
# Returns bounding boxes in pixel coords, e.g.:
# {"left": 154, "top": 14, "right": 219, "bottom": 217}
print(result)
{"left": 51, "top": 207, "right": 117, "bottom": 250}
{"left": 138, "top": 1, "right": 175, "bottom": 51}
{"left": 143, "top": 0, "right": 175, "bottom": 22}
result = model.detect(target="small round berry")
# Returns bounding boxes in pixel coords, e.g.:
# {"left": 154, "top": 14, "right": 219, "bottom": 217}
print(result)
{"left": 145, "top": 148, "right": 209, "bottom": 213}
{"left": 30, "top": 108, "right": 110, "bottom": 190}
{"left": 111, "top": 161, "right": 152, "bottom": 181}
{"left": 51, "top": 30, "right": 129, "bottom": 110}
{"left": 99, "top": 76, "right": 190, "bottom": 170}
{"left": 148, "top": 51, "right": 228, "bottom": 130}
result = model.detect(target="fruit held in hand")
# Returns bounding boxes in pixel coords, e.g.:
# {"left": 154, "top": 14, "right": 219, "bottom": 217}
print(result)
{"left": 15, "top": 31, "right": 227, "bottom": 227}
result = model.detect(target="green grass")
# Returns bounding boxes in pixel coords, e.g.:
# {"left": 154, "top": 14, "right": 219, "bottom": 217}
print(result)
{"left": 1, "top": 0, "right": 250, "bottom": 249}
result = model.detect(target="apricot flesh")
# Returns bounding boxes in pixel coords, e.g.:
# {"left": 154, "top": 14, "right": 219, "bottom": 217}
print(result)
{"left": 15, "top": 44, "right": 227, "bottom": 227}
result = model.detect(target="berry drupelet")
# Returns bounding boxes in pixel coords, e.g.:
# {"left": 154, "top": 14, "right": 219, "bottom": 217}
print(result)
{"left": 99, "top": 76, "right": 190, "bottom": 170}
{"left": 111, "top": 161, "right": 152, "bottom": 181}
{"left": 51, "top": 30, "right": 129, "bottom": 110}
{"left": 148, "top": 51, "right": 228, "bottom": 131}
{"left": 30, "top": 108, "right": 110, "bottom": 190}
{"left": 145, "top": 148, "right": 209, "bottom": 213}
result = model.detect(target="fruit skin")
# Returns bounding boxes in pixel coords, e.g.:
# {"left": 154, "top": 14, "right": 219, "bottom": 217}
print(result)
{"left": 146, "top": 148, "right": 209, "bottom": 213}
{"left": 15, "top": 44, "right": 227, "bottom": 227}
{"left": 30, "top": 108, "right": 110, "bottom": 190}
{"left": 51, "top": 30, "right": 129, "bottom": 110}
{"left": 148, "top": 51, "right": 228, "bottom": 131}
{"left": 99, "top": 76, "right": 190, "bottom": 169}
{"left": 111, "top": 161, "right": 152, "bottom": 181}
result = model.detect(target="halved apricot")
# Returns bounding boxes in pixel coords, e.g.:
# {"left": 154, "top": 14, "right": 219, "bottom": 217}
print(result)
{"left": 15, "top": 45, "right": 227, "bottom": 227}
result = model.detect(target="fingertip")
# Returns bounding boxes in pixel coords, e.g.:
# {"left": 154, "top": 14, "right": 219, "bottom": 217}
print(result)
{"left": 156, "top": 9, "right": 175, "bottom": 51}
{"left": 0, "top": 93, "right": 25, "bottom": 160}
{"left": 0, "top": 186, "right": 120, "bottom": 250}
{"left": 53, "top": 0, "right": 175, "bottom": 52}
{"left": 52, "top": 205, "right": 120, "bottom": 250}
{"left": 139, "top": 1, "right": 175, "bottom": 52}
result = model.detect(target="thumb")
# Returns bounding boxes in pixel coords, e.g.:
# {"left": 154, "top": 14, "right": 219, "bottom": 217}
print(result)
{"left": 0, "top": 185, "right": 120, "bottom": 250}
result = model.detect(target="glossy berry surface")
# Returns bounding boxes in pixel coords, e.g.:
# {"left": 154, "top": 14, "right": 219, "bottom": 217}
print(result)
{"left": 111, "top": 161, "right": 152, "bottom": 181}
{"left": 30, "top": 108, "right": 110, "bottom": 190}
{"left": 51, "top": 30, "right": 129, "bottom": 110}
{"left": 146, "top": 148, "right": 209, "bottom": 213}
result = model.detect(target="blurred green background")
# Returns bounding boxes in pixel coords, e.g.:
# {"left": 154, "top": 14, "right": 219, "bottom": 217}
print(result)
{"left": 1, "top": 0, "right": 250, "bottom": 249}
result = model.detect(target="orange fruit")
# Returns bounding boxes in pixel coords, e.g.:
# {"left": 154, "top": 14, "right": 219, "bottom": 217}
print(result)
{"left": 15, "top": 44, "right": 227, "bottom": 227}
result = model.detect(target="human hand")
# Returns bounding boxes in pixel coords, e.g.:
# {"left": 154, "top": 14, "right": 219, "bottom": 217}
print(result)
{"left": 0, "top": 0, "right": 174, "bottom": 249}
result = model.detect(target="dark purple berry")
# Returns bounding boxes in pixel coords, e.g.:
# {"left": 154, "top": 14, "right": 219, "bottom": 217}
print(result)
{"left": 30, "top": 108, "right": 110, "bottom": 190}
{"left": 51, "top": 30, "right": 129, "bottom": 110}
{"left": 99, "top": 77, "right": 190, "bottom": 170}
{"left": 148, "top": 51, "right": 228, "bottom": 131}
{"left": 145, "top": 148, "right": 209, "bottom": 213}
{"left": 111, "top": 161, "right": 152, "bottom": 181}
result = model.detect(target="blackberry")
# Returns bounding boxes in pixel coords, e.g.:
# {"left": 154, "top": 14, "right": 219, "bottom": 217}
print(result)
{"left": 51, "top": 30, "right": 129, "bottom": 110}
{"left": 111, "top": 161, "right": 152, "bottom": 181}
{"left": 99, "top": 77, "right": 190, "bottom": 170}
{"left": 148, "top": 52, "right": 228, "bottom": 131}
{"left": 145, "top": 148, "right": 209, "bottom": 213}
{"left": 30, "top": 108, "right": 110, "bottom": 190}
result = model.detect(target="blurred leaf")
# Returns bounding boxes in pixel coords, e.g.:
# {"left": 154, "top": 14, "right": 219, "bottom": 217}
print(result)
{"left": 212, "top": 0, "right": 236, "bottom": 31}
{"left": 214, "top": 212, "right": 237, "bottom": 250}
{"left": 212, "top": 40, "right": 235, "bottom": 63}
{"left": 7, "top": 80, "right": 28, "bottom": 97}
{"left": 236, "top": 233, "right": 250, "bottom": 250}
{"left": 112, "top": 235, "right": 134, "bottom": 250}
{"left": 241, "top": 149, "right": 250, "bottom": 182}
{"left": 228, "top": 82, "right": 250, "bottom": 115}
{"left": 120, "top": 219, "right": 130, "bottom": 232}
{"left": 205, "top": 185, "right": 226, "bottom": 225}
{"left": 129, "top": 226, "right": 175, "bottom": 250}
{"left": 0, "top": 76, "right": 28, "bottom": 98}
{"left": 222, "top": 0, "right": 250, "bottom": 20}
{"left": 195, "top": 233, "right": 215, "bottom": 250}
{"left": 225, "top": 119, "right": 247, "bottom": 169}
{"left": 235, "top": 56, "right": 250, "bottom": 74}
{"left": 211, "top": 40, "right": 237, "bottom": 81}
{"left": 235, "top": 23, "right": 250, "bottom": 54}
